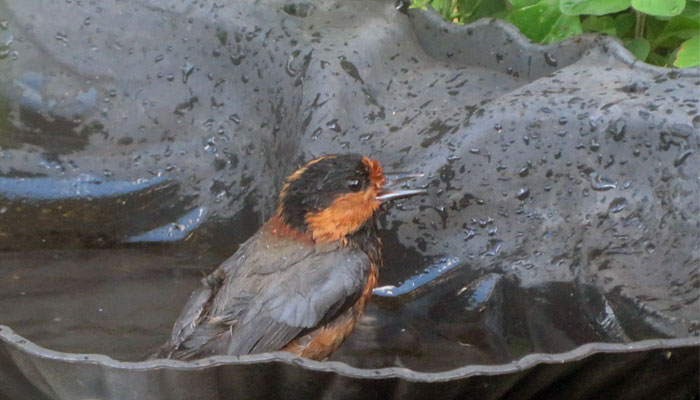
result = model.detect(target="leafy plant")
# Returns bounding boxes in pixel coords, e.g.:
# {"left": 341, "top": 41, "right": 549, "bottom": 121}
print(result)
{"left": 410, "top": 0, "right": 700, "bottom": 67}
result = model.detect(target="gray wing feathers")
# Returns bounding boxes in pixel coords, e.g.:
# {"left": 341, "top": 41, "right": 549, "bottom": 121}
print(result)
{"left": 227, "top": 248, "right": 370, "bottom": 355}
{"left": 170, "top": 270, "right": 223, "bottom": 346}
{"left": 162, "top": 231, "right": 370, "bottom": 359}
{"left": 266, "top": 251, "right": 368, "bottom": 327}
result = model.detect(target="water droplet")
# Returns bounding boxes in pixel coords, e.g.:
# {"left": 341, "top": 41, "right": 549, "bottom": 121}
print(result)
{"left": 359, "top": 133, "right": 373, "bottom": 141}
{"left": 228, "top": 113, "right": 240, "bottom": 124}
{"left": 516, "top": 187, "right": 530, "bottom": 200}
{"left": 395, "top": 0, "right": 410, "bottom": 13}
{"left": 674, "top": 149, "right": 694, "bottom": 167}
{"left": 182, "top": 63, "right": 195, "bottom": 83}
{"left": 669, "top": 123, "right": 693, "bottom": 138}
{"left": 607, "top": 118, "right": 626, "bottom": 141}
{"left": 464, "top": 229, "right": 476, "bottom": 241}
{"left": 204, "top": 136, "right": 217, "bottom": 153}
{"left": 494, "top": 123, "right": 502, "bottom": 133}
{"left": 608, "top": 197, "right": 627, "bottom": 213}
{"left": 589, "top": 172, "right": 617, "bottom": 191}
{"left": 0, "top": 31, "right": 12, "bottom": 59}
{"left": 544, "top": 52, "right": 558, "bottom": 67}
{"left": 645, "top": 243, "right": 655, "bottom": 254}
{"left": 589, "top": 118, "right": 597, "bottom": 131}
{"left": 230, "top": 54, "right": 245, "bottom": 65}
{"left": 518, "top": 167, "right": 529, "bottom": 177}
{"left": 282, "top": 3, "right": 315, "bottom": 17}
{"left": 285, "top": 54, "right": 297, "bottom": 77}
{"left": 481, "top": 239, "right": 504, "bottom": 257}
{"left": 476, "top": 217, "right": 494, "bottom": 228}
{"left": 55, "top": 32, "right": 68, "bottom": 45}
{"left": 558, "top": 117, "right": 568, "bottom": 125}
{"left": 326, "top": 119, "right": 341, "bottom": 132}
{"left": 589, "top": 139, "right": 600, "bottom": 151}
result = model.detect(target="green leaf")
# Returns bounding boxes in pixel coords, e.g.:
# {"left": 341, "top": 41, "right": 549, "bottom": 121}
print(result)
{"left": 431, "top": 0, "right": 451, "bottom": 19}
{"left": 631, "top": 0, "right": 686, "bottom": 16}
{"left": 614, "top": 12, "right": 636, "bottom": 37}
{"left": 455, "top": 0, "right": 508, "bottom": 23}
{"left": 408, "top": 0, "right": 431, "bottom": 9}
{"left": 680, "top": 1, "right": 700, "bottom": 18}
{"left": 560, "top": 0, "right": 631, "bottom": 16}
{"left": 582, "top": 15, "right": 617, "bottom": 35}
{"left": 625, "top": 37, "right": 651, "bottom": 60}
{"left": 644, "top": 15, "right": 668, "bottom": 44}
{"left": 674, "top": 35, "right": 700, "bottom": 67}
{"left": 646, "top": 52, "right": 668, "bottom": 65}
{"left": 664, "top": 47, "right": 681, "bottom": 67}
{"left": 507, "top": 0, "right": 583, "bottom": 43}
{"left": 541, "top": 15, "right": 583, "bottom": 42}
{"left": 508, "top": 0, "right": 540, "bottom": 7}
{"left": 653, "top": 16, "right": 700, "bottom": 48}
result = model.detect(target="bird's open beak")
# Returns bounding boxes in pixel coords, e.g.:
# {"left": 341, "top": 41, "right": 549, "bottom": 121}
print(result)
{"left": 376, "top": 173, "right": 426, "bottom": 203}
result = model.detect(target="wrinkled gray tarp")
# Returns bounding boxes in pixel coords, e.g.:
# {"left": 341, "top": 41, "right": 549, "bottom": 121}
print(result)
{"left": 0, "top": 0, "right": 698, "bottom": 398}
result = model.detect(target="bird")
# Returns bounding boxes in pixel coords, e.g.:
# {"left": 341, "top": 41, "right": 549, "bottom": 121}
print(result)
{"left": 153, "top": 154, "right": 425, "bottom": 361}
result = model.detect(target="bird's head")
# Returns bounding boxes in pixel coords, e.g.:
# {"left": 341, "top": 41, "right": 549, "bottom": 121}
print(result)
{"left": 277, "top": 154, "right": 425, "bottom": 242}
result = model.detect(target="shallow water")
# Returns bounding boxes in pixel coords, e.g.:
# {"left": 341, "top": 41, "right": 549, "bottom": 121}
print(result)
{"left": 0, "top": 236, "right": 675, "bottom": 372}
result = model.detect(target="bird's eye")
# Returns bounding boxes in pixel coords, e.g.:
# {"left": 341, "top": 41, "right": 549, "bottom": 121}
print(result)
{"left": 346, "top": 178, "right": 362, "bottom": 192}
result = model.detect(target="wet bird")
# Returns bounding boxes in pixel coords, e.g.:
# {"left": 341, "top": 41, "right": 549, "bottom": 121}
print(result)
{"left": 154, "top": 154, "right": 425, "bottom": 361}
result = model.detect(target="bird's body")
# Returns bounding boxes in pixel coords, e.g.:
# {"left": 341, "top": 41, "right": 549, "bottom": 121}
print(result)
{"left": 154, "top": 154, "right": 423, "bottom": 361}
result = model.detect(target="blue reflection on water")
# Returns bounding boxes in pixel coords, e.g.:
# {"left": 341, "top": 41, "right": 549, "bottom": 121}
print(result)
{"left": 0, "top": 174, "right": 168, "bottom": 200}
{"left": 463, "top": 273, "right": 501, "bottom": 310}
{"left": 125, "top": 207, "right": 207, "bottom": 242}
{"left": 373, "top": 256, "right": 461, "bottom": 297}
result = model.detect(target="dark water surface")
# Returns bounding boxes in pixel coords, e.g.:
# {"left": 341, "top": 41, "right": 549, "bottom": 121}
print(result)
{"left": 0, "top": 237, "right": 683, "bottom": 372}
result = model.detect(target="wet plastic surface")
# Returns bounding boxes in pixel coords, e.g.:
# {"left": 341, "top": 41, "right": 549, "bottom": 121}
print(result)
{"left": 0, "top": 0, "right": 698, "bottom": 398}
